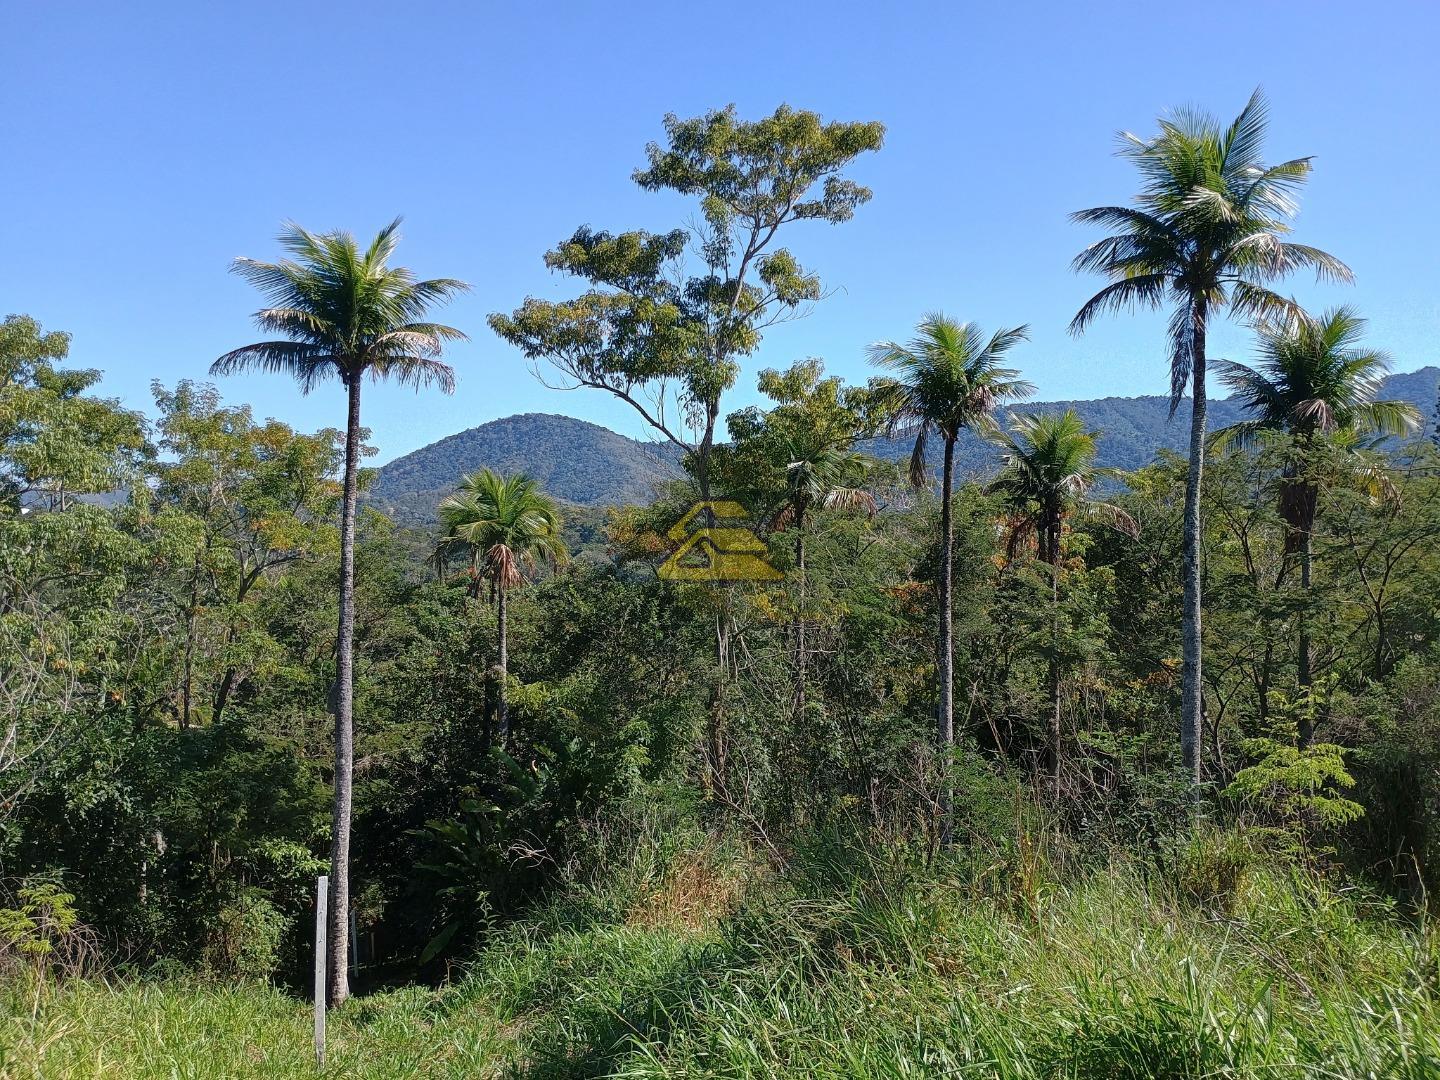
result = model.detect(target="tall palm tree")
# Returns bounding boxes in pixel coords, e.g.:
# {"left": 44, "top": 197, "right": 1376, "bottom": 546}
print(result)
{"left": 1069, "top": 89, "right": 1350, "bottom": 785}
{"left": 868, "top": 315, "right": 1033, "bottom": 837}
{"left": 1213, "top": 307, "right": 1418, "bottom": 743}
{"left": 986, "top": 410, "right": 1136, "bottom": 793}
{"left": 438, "top": 469, "right": 566, "bottom": 742}
{"left": 211, "top": 219, "right": 466, "bottom": 1005}
{"left": 773, "top": 436, "right": 876, "bottom": 713}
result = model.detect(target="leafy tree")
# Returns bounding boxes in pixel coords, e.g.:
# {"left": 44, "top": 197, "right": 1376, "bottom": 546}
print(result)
{"left": 437, "top": 470, "right": 566, "bottom": 742}
{"left": 210, "top": 220, "right": 467, "bottom": 1004}
{"left": 1214, "top": 307, "right": 1419, "bottom": 741}
{"left": 1223, "top": 680, "right": 1364, "bottom": 838}
{"left": 0, "top": 316, "right": 146, "bottom": 817}
{"left": 489, "top": 105, "right": 883, "bottom": 504}
{"left": 1070, "top": 89, "right": 1350, "bottom": 784}
{"left": 0, "top": 315, "right": 146, "bottom": 513}
{"left": 867, "top": 316, "right": 1032, "bottom": 838}
{"left": 986, "top": 410, "right": 1136, "bottom": 792}
{"left": 491, "top": 106, "right": 883, "bottom": 794}
{"left": 143, "top": 381, "right": 342, "bottom": 728}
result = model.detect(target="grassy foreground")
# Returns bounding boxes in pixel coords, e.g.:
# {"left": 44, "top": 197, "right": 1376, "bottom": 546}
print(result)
{"left": 3, "top": 834, "right": 1438, "bottom": 1078}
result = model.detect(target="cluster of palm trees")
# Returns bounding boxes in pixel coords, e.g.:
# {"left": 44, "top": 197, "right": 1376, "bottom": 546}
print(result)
{"left": 206, "top": 90, "right": 1419, "bottom": 1003}
{"left": 864, "top": 89, "right": 1416, "bottom": 819}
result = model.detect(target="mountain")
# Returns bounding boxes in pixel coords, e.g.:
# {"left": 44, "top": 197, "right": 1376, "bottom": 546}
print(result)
{"left": 370, "top": 368, "right": 1439, "bottom": 523}
{"left": 367, "top": 413, "right": 683, "bottom": 523}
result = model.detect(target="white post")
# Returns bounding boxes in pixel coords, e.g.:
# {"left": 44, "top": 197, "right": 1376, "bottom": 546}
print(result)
{"left": 314, "top": 874, "right": 327, "bottom": 1066}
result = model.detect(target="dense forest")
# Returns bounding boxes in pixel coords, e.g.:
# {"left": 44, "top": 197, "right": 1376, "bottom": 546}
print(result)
{"left": 4, "top": 95, "right": 1440, "bottom": 1077}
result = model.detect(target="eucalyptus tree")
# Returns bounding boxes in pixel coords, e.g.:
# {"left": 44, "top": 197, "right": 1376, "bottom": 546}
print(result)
{"left": 1214, "top": 307, "right": 1419, "bottom": 741}
{"left": 490, "top": 105, "right": 884, "bottom": 787}
{"left": 489, "top": 105, "right": 884, "bottom": 504}
{"left": 437, "top": 469, "right": 566, "bottom": 743}
{"left": 867, "top": 316, "right": 1032, "bottom": 834}
{"left": 987, "top": 410, "right": 1136, "bottom": 792}
{"left": 1070, "top": 89, "right": 1350, "bottom": 784}
{"left": 211, "top": 219, "right": 467, "bottom": 1005}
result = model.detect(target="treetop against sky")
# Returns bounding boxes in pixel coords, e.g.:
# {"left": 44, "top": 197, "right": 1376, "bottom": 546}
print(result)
{"left": 4, "top": 0, "right": 1437, "bottom": 464}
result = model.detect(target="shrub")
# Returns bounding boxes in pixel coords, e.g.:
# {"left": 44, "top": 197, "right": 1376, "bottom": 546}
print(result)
{"left": 0, "top": 881, "right": 93, "bottom": 977}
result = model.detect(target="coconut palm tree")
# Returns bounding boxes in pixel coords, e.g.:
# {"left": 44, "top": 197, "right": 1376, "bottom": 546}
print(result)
{"left": 1213, "top": 307, "right": 1419, "bottom": 743}
{"left": 986, "top": 410, "right": 1137, "bottom": 793}
{"left": 1069, "top": 89, "right": 1351, "bottom": 785}
{"left": 867, "top": 315, "right": 1032, "bottom": 837}
{"left": 438, "top": 469, "right": 566, "bottom": 743}
{"left": 211, "top": 219, "right": 467, "bottom": 1005}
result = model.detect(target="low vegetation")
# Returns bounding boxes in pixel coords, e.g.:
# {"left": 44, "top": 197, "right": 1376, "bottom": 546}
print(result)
{"left": 5, "top": 819, "right": 1437, "bottom": 1077}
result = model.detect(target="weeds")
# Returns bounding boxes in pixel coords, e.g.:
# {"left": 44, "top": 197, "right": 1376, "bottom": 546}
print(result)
{"left": 2, "top": 826, "right": 1436, "bottom": 1078}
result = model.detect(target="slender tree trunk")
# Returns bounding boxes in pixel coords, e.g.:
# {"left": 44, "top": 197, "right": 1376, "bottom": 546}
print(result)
{"left": 496, "top": 585, "right": 509, "bottom": 743}
{"left": 180, "top": 555, "right": 201, "bottom": 729}
{"left": 213, "top": 668, "right": 237, "bottom": 723}
{"left": 695, "top": 404, "right": 731, "bottom": 794}
{"left": 1047, "top": 521, "right": 1061, "bottom": 798}
{"left": 328, "top": 375, "right": 362, "bottom": 1007}
{"left": 1296, "top": 524, "right": 1314, "bottom": 747}
{"left": 937, "top": 436, "right": 956, "bottom": 843}
{"left": 1180, "top": 309, "right": 1208, "bottom": 787}
{"left": 794, "top": 512, "right": 807, "bottom": 717}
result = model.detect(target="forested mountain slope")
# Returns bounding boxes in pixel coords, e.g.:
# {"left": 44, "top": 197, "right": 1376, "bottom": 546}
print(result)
{"left": 370, "top": 367, "right": 1439, "bottom": 521}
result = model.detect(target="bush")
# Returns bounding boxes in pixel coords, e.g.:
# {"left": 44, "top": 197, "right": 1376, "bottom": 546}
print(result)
{"left": 0, "top": 881, "right": 93, "bottom": 977}
{"left": 201, "top": 892, "right": 287, "bottom": 981}
{"left": 1167, "top": 824, "right": 1259, "bottom": 916}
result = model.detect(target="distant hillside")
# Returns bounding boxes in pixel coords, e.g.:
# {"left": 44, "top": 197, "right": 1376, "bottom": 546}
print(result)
{"left": 367, "top": 413, "right": 682, "bottom": 523}
{"left": 864, "top": 365, "right": 1440, "bottom": 482}
{"left": 371, "top": 368, "right": 1439, "bottom": 523}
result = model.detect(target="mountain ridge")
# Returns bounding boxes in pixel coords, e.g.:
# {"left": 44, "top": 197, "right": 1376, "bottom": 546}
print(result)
{"left": 369, "top": 367, "right": 1440, "bottom": 523}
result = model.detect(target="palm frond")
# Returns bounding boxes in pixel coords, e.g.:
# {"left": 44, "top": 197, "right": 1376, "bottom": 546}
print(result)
{"left": 209, "top": 342, "right": 337, "bottom": 393}
{"left": 216, "top": 220, "right": 467, "bottom": 394}
{"left": 1069, "top": 275, "right": 1169, "bottom": 334}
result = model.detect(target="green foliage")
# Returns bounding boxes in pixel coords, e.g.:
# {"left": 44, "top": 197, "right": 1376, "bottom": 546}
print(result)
{"left": 0, "top": 884, "right": 81, "bottom": 964}
{"left": 210, "top": 219, "right": 468, "bottom": 391}
{"left": 6, "top": 833, "right": 1438, "bottom": 1078}
{"left": 437, "top": 468, "right": 565, "bottom": 591}
{"left": 8, "top": 81, "right": 1440, "bottom": 1066}
{"left": 0, "top": 314, "right": 147, "bottom": 512}
{"left": 867, "top": 315, "right": 1034, "bottom": 478}
{"left": 490, "top": 104, "right": 883, "bottom": 495}
{"left": 1225, "top": 683, "right": 1365, "bottom": 832}
{"left": 1168, "top": 824, "right": 1259, "bottom": 915}
{"left": 1070, "top": 88, "right": 1350, "bottom": 401}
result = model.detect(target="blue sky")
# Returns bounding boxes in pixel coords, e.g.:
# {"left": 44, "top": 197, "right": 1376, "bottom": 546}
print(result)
{"left": 5, "top": 1, "right": 1438, "bottom": 464}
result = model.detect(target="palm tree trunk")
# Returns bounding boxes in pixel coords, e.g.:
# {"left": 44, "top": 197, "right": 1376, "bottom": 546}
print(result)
{"left": 794, "top": 514, "right": 807, "bottom": 717}
{"left": 1180, "top": 309, "right": 1208, "bottom": 788}
{"left": 328, "top": 374, "right": 361, "bottom": 1007}
{"left": 937, "top": 435, "right": 956, "bottom": 844}
{"left": 1047, "top": 521, "right": 1061, "bottom": 798}
{"left": 496, "top": 585, "right": 509, "bottom": 743}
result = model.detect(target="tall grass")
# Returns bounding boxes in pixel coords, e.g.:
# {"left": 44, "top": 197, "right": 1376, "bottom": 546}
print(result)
{"left": 3, "top": 827, "right": 1436, "bottom": 1078}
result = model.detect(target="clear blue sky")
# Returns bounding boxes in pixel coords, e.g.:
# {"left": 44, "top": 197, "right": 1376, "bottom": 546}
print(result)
{"left": 5, "top": 1, "right": 1438, "bottom": 464}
